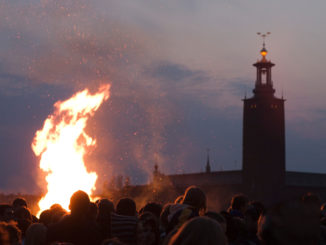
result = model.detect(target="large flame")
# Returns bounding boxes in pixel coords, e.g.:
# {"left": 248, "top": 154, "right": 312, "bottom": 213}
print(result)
{"left": 32, "top": 84, "right": 110, "bottom": 214}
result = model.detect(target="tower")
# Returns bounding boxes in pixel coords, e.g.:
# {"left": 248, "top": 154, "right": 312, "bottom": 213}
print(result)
{"left": 242, "top": 34, "right": 285, "bottom": 201}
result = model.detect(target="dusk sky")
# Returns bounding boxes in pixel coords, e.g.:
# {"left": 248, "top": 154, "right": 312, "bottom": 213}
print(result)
{"left": 0, "top": 0, "right": 325, "bottom": 194}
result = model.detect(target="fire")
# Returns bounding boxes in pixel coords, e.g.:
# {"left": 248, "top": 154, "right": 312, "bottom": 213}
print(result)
{"left": 32, "top": 84, "right": 110, "bottom": 215}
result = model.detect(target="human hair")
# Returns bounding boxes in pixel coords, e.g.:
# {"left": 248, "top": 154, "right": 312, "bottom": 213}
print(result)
{"left": 12, "top": 198, "right": 27, "bottom": 209}
{"left": 25, "top": 223, "right": 47, "bottom": 245}
{"left": 14, "top": 206, "right": 32, "bottom": 237}
{"left": 230, "top": 194, "right": 249, "bottom": 211}
{"left": 96, "top": 199, "right": 114, "bottom": 239}
{"left": 51, "top": 209, "right": 67, "bottom": 224}
{"left": 168, "top": 217, "right": 226, "bottom": 245}
{"left": 97, "top": 199, "right": 114, "bottom": 214}
{"left": 116, "top": 198, "right": 136, "bottom": 216}
{"left": 245, "top": 206, "right": 260, "bottom": 222}
{"left": 181, "top": 186, "right": 206, "bottom": 212}
{"left": 39, "top": 210, "right": 52, "bottom": 226}
{"left": 140, "top": 202, "right": 162, "bottom": 219}
{"left": 160, "top": 203, "right": 172, "bottom": 230}
{"left": 137, "top": 212, "right": 160, "bottom": 245}
{"left": 69, "top": 190, "right": 90, "bottom": 217}
{"left": 249, "top": 200, "right": 265, "bottom": 216}
{"left": 174, "top": 196, "right": 183, "bottom": 204}
{"left": 14, "top": 206, "right": 32, "bottom": 221}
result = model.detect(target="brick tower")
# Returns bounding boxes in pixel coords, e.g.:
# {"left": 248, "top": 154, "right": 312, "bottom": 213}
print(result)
{"left": 242, "top": 37, "right": 285, "bottom": 202}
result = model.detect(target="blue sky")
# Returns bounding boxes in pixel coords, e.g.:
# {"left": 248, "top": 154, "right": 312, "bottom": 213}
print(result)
{"left": 0, "top": 0, "right": 325, "bottom": 193}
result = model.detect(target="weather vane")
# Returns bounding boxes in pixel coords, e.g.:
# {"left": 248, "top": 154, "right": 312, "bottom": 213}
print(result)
{"left": 257, "top": 32, "right": 271, "bottom": 57}
{"left": 257, "top": 32, "right": 271, "bottom": 49}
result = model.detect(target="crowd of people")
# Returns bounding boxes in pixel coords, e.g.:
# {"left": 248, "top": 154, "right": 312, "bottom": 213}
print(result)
{"left": 0, "top": 186, "right": 326, "bottom": 245}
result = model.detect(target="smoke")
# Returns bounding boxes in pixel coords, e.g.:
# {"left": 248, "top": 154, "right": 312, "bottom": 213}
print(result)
{"left": 2, "top": 0, "right": 325, "bottom": 194}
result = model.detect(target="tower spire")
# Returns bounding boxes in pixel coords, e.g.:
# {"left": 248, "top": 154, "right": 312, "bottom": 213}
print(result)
{"left": 205, "top": 148, "right": 211, "bottom": 173}
{"left": 257, "top": 32, "right": 271, "bottom": 60}
{"left": 253, "top": 32, "right": 275, "bottom": 97}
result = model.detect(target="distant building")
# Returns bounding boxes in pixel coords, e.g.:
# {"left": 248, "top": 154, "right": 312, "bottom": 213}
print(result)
{"left": 150, "top": 42, "right": 326, "bottom": 209}
{"left": 110, "top": 42, "right": 326, "bottom": 210}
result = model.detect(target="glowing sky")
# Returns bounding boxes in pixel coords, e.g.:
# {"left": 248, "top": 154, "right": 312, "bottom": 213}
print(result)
{"left": 0, "top": 0, "right": 325, "bottom": 193}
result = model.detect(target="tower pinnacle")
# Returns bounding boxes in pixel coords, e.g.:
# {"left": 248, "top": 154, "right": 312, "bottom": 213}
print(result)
{"left": 257, "top": 32, "right": 271, "bottom": 60}
{"left": 253, "top": 32, "right": 275, "bottom": 96}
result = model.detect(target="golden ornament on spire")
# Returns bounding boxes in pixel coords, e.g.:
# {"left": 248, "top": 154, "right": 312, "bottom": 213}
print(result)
{"left": 257, "top": 32, "right": 271, "bottom": 58}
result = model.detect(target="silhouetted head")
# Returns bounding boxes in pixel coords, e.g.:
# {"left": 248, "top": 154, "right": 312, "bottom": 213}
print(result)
{"left": 249, "top": 200, "right": 265, "bottom": 216}
{"left": 96, "top": 198, "right": 114, "bottom": 239}
{"left": 245, "top": 205, "right": 260, "bottom": 235}
{"left": 50, "top": 204, "right": 64, "bottom": 211}
{"left": 52, "top": 210, "right": 67, "bottom": 224}
{"left": 14, "top": 206, "right": 32, "bottom": 220}
{"left": 181, "top": 186, "right": 206, "bottom": 212}
{"left": 14, "top": 206, "right": 32, "bottom": 237}
{"left": 39, "top": 209, "right": 52, "bottom": 226}
{"left": 12, "top": 198, "right": 27, "bottom": 211}
{"left": 97, "top": 199, "right": 114, "bottom": 222}
{"left": 137, "top": 212, "right": 159, "bottom": 245}
{"left": 97, "top": 199, "right": 114, "bottom": 214}
{"left": 230, "top": 194, "right": 249, "bottom": 215}
{"left": 116, "top": 198, "right": 136, "bottom": 216}
{"left": 140, "top": 202, "right": 162, "bottom": 219}
{"left": 168, "top": 217, "right": 227, "bottom": 245}
{"left": 69, "top": 190, "right": 90, "bottom": 217}
{"left": 160, "top": 203, "right": 172, "bottom": 230}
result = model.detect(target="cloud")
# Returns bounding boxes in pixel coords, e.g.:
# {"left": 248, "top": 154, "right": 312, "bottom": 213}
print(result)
{"left": 0, "top": 0, "right": 326, "bottom": 194}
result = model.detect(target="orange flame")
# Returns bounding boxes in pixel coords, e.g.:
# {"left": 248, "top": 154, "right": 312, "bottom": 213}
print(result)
{"left": 32, "top": 84, "right": 110, "bottom": 215}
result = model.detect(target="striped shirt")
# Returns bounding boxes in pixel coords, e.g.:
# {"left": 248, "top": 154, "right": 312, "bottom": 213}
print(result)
{"left": 111, "top": 213, "right": 138, "bottom": 244}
